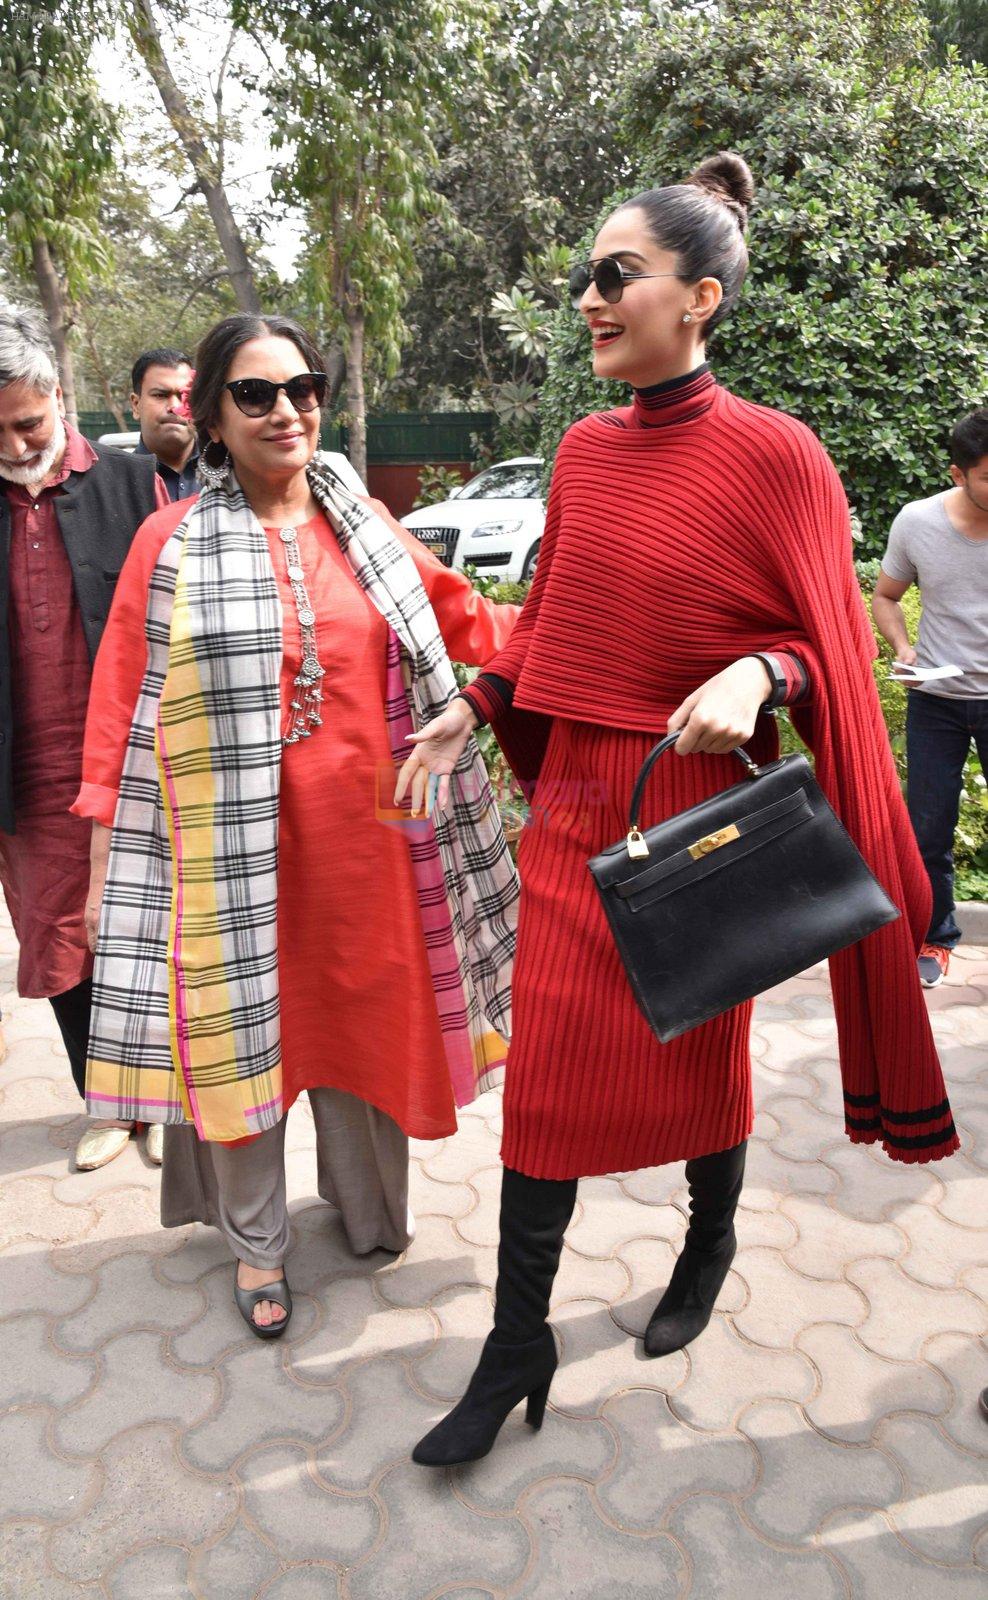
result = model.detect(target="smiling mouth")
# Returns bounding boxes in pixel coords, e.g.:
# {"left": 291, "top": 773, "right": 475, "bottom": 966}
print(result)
{"left": 590, "top": 324, "right": 623, "bottom": 346}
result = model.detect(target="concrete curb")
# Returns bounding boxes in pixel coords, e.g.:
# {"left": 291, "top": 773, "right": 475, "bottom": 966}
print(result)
{"left": 958, "top": 900, "right": 988, "bottom": 944}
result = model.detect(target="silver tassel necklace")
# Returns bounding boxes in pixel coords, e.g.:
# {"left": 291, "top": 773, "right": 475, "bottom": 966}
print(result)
{"left": 278, "top": 525, "right": 325, "bottom": 745}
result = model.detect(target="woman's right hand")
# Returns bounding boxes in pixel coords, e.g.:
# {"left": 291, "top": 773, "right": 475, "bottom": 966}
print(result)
{"left": 84, "top": 881, "right": 104, "bottom": 954}
{"left": 394, "top": 697, "right": 478, "bottom": 816}
{"left": 85, "top": 823, "right": 111, "bottom": 954}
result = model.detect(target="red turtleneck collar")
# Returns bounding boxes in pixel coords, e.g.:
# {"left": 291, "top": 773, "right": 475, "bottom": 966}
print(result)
{"left": 631, "top": 362, "right": 717, "bottom": 428}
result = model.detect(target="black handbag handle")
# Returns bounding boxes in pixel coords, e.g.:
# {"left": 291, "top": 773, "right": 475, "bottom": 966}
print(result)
{"left": 628, "top": 733, "right": 760, "bottom": 831}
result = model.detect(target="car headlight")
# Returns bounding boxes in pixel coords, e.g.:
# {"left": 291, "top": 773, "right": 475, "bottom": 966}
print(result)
{"left": 469, "top": 520, "right": 523, "bottom": 538}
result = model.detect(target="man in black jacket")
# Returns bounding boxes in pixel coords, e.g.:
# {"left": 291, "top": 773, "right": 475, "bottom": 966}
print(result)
{"left": 0, "top": 305, "right": 164, "bottom": 1171}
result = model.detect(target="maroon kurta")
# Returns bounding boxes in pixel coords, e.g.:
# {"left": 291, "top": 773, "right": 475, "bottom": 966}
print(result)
{"left": 0, "top": 428, "right": 165, "bottom": 997}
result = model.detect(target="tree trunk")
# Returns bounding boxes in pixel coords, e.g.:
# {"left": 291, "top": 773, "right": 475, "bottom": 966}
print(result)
{"left": 344, "top": 303, "right": 367, "bottom": 484}
{"left": 127, "top": 0, "right": 262, "bottom": 315}
{"left": 76, "top": 313, "right": 126, "bottom": 429}
{"left": 31, "top": 236, "right": 77, "bottom": 426}
{"left": 325, "top": 340, "right": 346, "bottom": 410}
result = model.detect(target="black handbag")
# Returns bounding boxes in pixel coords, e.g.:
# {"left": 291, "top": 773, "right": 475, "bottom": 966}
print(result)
{"left": 588, "top": 733, "right": 900, "bottom": 1044}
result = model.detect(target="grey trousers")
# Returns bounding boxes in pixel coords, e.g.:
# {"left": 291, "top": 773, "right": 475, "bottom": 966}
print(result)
{"left": 160, "top": 1087, "right": 410, "bottom": 1268}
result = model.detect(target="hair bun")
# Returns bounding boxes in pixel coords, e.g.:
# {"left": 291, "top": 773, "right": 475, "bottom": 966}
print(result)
{"left": 686, "top": 152, "right": 755, "bottom": 231}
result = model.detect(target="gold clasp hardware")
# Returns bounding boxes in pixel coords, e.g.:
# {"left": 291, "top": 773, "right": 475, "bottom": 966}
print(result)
{"left": 626, "top": 827, "right": 650, "bottom": 860}
{"left": 688, "top": 823, "right": 740, "bottom": 861}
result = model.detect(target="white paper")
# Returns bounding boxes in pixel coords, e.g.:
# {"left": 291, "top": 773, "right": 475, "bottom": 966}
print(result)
{"left": 888, "top": 663, "right": 963, "bottom": 683}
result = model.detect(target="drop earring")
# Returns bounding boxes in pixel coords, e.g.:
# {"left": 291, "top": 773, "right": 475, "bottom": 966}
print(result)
{"left": 197, "top": 441, "right": 232, "bottom": 490}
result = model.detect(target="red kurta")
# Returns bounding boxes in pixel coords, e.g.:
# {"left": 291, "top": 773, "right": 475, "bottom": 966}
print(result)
{"left": 0, "top": 429, "right": 168, "bottom": 996}
{"left": 475, "top": 370, "right": 957, "bottom": 1178}
{"left": 73, "top": 497, "right": 516, "bottom": 1140}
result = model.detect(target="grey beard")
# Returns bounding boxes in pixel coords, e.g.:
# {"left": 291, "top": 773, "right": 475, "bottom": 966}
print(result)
{"left": 0, "top": 414, "right": 67, "bottom": 487}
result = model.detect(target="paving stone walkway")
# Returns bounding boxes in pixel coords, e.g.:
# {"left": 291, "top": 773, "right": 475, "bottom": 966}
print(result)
{"left": 0, "top": 900, "right": 985, "bottom": 1598}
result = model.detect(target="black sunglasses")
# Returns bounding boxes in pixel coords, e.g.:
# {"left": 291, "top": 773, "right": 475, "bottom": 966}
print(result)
{"left": 225, "top": 372, "right": 328, "bottom": 417}
{"left": 568, "top": 257, "right": 678, "bottom": 309}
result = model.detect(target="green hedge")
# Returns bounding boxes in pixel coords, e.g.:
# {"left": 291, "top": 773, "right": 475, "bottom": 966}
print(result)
{"left": 538, "top": 2, "right": 988, "bottom": 558}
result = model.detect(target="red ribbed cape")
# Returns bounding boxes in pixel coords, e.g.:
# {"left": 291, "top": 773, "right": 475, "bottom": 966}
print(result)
{"left": 485, "top": 375, "right": 958, "bottom": 1168}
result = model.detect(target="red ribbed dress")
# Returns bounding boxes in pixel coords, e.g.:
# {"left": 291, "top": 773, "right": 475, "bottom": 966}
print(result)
{"left": 470, "top": 368, "right": 958, "bottom": 1180}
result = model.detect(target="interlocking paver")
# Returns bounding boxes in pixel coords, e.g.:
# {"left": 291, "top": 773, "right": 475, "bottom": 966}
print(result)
{"left": 737, "top": 1397, "right": 903, "bottom": 1543}
{"left": 54, "top": 1329, "right": 218, "bottom": 1456}
{"left": 670, "top": 1314, "right": 816, "bottom": 1431}
{"left": 53, "top": 1249, "right": 204, "bottom": 1351}
{"left": 796, "top": 1322, "right": 951, "bottom": 1443}
{"left": 516, "top": 1479, "right": 685, "bottom": 1597}
{"left": 0, "top": 1408, "right": 98, "bottom": 1521}
{"left": 237, "top": 1441, "right": 380, "bottom": 1563}
{"left": 0, "top": 1239, "right": 93, "bottom": 1317}
{"left": 0, "top": 1312, "right": 96, "bottom": 1409}
{"left": 668, "top": 1493, "right": 847, "bottom": 1598}
{"left": 818, "top": 1505, "right": 988, "bottom": 1597}
{"left": 551, "top": 1299, "right": 688, "bottom": 1415}
{"left": 189, "top": 1516, "right": 282, "bottom": 1599}
{"left": 877, "top": 1412, "right": 988, "bottom": 1564}
{"left": 182, "top": 1338, "right": 346, "bottom": 1471}
{"left": 923, "top": 1330, "right": 988, "bottom": 1454}
{"left": 0, "top": 1521, "right": 87, "bottom": 1599}
{"left": 2, "top": 926, "right": 986, "bottom": 1595}
{"left": 46, "top": 1422, "right": 238, "bottom": 1581}
{"left": 346, "top": 1462, "right": 530, "bottom": 1600}
{"left": 845, "top": 1256, "right": 986, "bottom": 1361}
{"left": 778, "top": 1193, "right": 904, "bottom": 1279}
{"left": 597, "top": 1389, "right": 756, "bottom": 1527}
{"left": 730, "top": 1245, "right": 868, "bottom": 1348}
{"left": 106, "top": 1543, "right": 192, "bottom": 1599}
{"left": 934, "top": 1152, "right": 988, "bottom": 1227}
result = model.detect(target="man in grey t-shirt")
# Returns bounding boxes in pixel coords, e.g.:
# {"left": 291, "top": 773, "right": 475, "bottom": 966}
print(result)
{"left": 873, "top": 407, "right": 988, "bottom": 988}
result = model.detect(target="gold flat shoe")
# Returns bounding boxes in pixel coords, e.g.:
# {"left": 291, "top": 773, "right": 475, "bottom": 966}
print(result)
{"left": 75, "top": 1125, "right": 132, "bottom": 1171}
{"left": 145, "top": 1123, "right": 164, "bottom": 1165}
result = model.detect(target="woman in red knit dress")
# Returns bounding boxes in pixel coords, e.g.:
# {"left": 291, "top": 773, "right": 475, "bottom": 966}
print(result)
{"left": 399, "top": 152, "right": 959, "bottom": 1466}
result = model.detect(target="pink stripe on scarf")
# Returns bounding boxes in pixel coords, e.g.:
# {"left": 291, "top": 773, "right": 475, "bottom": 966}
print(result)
{"left": 384, "top": 632, "right": 478, "bottom": 1105}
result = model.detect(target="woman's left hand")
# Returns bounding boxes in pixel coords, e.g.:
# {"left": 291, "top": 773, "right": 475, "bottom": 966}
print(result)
{"left": 667, "top": 657, "right": 773, "bottom": 755}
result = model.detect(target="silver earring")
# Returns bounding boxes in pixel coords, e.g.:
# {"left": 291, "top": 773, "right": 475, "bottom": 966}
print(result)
{"left": 682, "top": 312, "right": 693, "bottom": 324}
{"left": 197, "top": 443, "right": 231, "bottom": 490}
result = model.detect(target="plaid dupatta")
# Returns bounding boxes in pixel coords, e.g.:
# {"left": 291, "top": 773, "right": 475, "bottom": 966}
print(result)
{"left": 85, "top": 459, "right": 517, "bottom": 1142}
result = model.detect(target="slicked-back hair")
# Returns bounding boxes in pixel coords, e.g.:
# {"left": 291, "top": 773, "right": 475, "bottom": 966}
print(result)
{"left": 0, "top": 305, "right": 58, "bottom": 395}
{"left": 950, "top": 408, "right": 988, "bottom": 472}
{"left": 190, "top": 314, "right": 326, "bottom": 453}
{"left": 616, "top": 153, "right": 755, "bottom": 340}
{"left": 131, "top": 347, "right": 193, "bottom": 395}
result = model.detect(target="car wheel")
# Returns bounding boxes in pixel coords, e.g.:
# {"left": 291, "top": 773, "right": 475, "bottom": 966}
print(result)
{"left": 521, "top": 540, "right": 541, "bottom": 581}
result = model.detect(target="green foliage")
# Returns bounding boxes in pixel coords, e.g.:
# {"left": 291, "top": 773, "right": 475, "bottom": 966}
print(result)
{"left": 538, "top": 0, "right": 988, "bottom": 555}
{"left": 924, "top": 0, "right": 988, "bottom": 65}
{"left": 777, "top": 574, "right": 987, "bottom": 896}
{"left": 387, "top": 0, "right": 654, "bottom": 410}
{"left": 234, "top": 0, "right": 490, "bottom": 385}
{"left": 414, "top": 464, "right": 466, "bottom": 508}
{"left": 0, "top": 2, "right": 116, "bottom": 291}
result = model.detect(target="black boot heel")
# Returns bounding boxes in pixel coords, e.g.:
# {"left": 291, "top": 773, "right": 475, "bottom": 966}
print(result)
{"left": 412, "top": 1327, "right": 557, "bottom": 1466}
{"left": 525, "top": 1376, "right": 552, "bottom": 1430}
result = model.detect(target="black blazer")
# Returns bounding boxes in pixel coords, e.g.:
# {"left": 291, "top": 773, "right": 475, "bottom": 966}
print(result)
{"left": 0, "top": 441, "right": 159, "bottom": 833}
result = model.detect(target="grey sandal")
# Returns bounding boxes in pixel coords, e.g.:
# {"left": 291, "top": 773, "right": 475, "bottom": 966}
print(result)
{"left": 233, "top": 1267, "right": 293, "bottom": 1340}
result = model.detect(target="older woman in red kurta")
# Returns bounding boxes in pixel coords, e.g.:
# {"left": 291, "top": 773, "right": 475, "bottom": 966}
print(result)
{"left": 400, "top": 153, "right": 958, "bottom": 1467}
{"left": 75, "top": 314, "right": 517, "bottom": 1339}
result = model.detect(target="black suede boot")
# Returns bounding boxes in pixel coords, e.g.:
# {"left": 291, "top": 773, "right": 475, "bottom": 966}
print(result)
{"left": 643, "top": 1140, "right": 747, "bottom": 1359}
{"left": 412, "top": 1167, "right": 577, "bottom": 1466}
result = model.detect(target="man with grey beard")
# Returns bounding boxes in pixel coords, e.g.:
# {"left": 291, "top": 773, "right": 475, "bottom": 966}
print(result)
{"left": 0, "top": 306, "right": 166, "bottom": 1170}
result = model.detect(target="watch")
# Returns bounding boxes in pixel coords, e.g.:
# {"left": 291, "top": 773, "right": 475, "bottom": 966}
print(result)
{"left": 749, "top": 652, "right": 788, "bottom": 714}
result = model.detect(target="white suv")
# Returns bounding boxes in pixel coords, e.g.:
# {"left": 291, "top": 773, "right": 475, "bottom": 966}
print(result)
{"left": 401, "top": 457, "right": 544, "bottom": 583}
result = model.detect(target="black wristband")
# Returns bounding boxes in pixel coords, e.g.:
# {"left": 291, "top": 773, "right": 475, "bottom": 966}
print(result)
{"left": 748, "top": 652, "right": 788, "bottom": 713}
